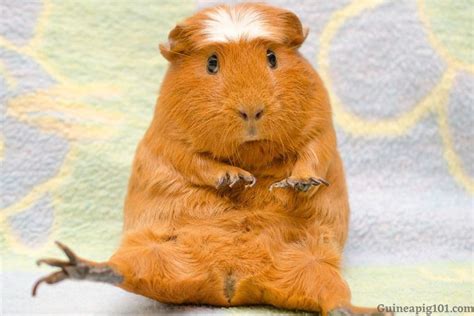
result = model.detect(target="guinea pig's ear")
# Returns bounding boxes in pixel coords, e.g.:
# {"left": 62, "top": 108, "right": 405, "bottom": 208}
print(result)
{"left": 159, "top": 24, "right": 191, "bottom": 61}
{"left": 279, "top": 11, "right": 309, "bottom": 49}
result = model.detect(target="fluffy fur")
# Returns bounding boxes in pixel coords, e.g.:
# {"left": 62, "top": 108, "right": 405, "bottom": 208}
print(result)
{"left": 203, "top": 6, "right": 276, "bottom": 43}
{"left": 34, "top": 4, "right": 384, "bottom": 315}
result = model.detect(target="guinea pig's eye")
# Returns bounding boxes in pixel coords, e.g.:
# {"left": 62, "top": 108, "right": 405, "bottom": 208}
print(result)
{"left": 266, "top": 50, "right": 277, "bottom": 69}
{"left": 207, "top": 54, "right": 219, "bottom": 74}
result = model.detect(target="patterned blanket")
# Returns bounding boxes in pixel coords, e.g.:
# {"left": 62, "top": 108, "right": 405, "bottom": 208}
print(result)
{"left": 1, "top": 0, "right": 472, "bottom": 314}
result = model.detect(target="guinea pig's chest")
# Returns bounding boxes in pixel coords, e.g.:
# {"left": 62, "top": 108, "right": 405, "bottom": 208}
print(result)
{"left": 222, "top": 177, "right": 306, "bottom": 213}
{"left": 218, "top": 160, "right": 309, "bottom": 212}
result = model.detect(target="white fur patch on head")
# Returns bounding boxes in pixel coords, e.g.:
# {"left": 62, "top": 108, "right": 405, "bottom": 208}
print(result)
{"left": 202, "top": 6, "right": 276, "bottom": 43}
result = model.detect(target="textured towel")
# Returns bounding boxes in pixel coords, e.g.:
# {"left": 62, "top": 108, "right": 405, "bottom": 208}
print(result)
{"left": 1, "top": 0, "right": 472, "bottom": 314}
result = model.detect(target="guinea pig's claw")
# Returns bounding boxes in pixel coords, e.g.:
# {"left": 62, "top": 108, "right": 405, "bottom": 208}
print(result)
{"left": 217, "top": 172, "right": 256, "bottom": 189}
{"left": 269, "top": 179, "right": 288, "bottom": 191}
{"left": 269, "top": 177, "right": 329, "bottom": 192}
{"left": 228, "top": 175, "right": 240, "bottom": 188}
{"left": 244, "top": 176, "right": 256, "bottom": 188}
{"left": 310, "top": 177, "right": 329, "bottom": 186}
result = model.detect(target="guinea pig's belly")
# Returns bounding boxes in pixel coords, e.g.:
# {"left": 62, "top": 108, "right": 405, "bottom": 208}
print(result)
{"left": 174, "top": 216, "right": 275, "bottom": 278}
{"left": 149, "top": 185, "right": 308, "bottom": 271}
{"left": 140, "top": 187, "right": 318, "bottom": 289}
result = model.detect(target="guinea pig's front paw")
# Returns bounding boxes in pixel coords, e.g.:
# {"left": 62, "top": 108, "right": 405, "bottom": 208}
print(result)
{"left": 269, "top": 177, "right": 329, "bottom": 192}
{"left": 215, "top": 168, "right": 256, "bottom": 189}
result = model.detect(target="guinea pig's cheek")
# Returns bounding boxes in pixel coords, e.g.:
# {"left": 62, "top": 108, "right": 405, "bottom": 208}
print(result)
{"left": 274, "top": 101, "right": 284, "bottom": 111}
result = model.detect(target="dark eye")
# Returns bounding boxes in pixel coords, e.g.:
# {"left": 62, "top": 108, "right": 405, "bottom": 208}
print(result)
{"left": 266, "top": 50, "right": 277, "bottom": 69}
{"left": 207, "top": 54, "right": 219, "bottom": 74}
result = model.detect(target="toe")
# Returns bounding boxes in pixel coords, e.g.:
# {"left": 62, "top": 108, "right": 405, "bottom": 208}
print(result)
{"left": 32, "top": 270, "right": 68, "bottom": 296}
{"left": 55, "top": 241, "right": 78, "bottom": 264}
{"left": 36, "top": 258, "right": 71, "bottom": 268}
{"left": 216, "top": 174, "right": 230, "bottom": 188}
{"left": 269, "top": 179, "right": 288, "bottom": 191}
{"left": 228, "top": 174, "right": 241, "bottom": 187}
{"left": 310, "top": 177, "right": 329, "bottom": 186}
{"left": 240, "top": 174, "right": 256, "bottom": 187}
{"left": 295, "top": 182, "right": 311, "bottom": 192}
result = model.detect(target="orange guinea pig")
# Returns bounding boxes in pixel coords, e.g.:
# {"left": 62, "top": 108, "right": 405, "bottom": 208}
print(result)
{"left": 33, "top": 3, "right": 384, "bottom": 315}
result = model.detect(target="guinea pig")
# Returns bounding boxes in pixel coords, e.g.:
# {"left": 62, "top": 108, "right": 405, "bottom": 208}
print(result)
{"left": 33, "top": 3, "right": 385, "bottom": 315}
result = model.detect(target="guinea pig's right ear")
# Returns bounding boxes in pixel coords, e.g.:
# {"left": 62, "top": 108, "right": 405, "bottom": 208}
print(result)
{"left": 278, "top": 10, "right": 309, "bottom": 49}
{"left": 159, "top": 24, "right": 191, "bottom": 61}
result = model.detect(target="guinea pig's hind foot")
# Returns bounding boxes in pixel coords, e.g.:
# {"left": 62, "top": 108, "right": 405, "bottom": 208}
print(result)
{"left": 32, "top": 241, "right": 123, "bottom": 296}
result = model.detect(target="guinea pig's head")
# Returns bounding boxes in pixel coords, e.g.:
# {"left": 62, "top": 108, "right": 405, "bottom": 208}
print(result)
{"left": 156, "top": 3, "right": 330, "bottom": 162}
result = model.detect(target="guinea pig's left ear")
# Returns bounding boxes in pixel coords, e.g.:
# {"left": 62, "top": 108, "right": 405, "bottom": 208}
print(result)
{"left": 159, "top": 42, "right": 174, "bottom": 61}
{"left": 278, "top": 11, "right": 309, "bottom": 49}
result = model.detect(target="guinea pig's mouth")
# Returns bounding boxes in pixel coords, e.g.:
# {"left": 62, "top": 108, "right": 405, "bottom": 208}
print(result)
{"left": 243, "top": 135, "right": 261, "bottom": 143}
{"left": 241, "top": 139, "right": 272, "bottom": 146}
{"left": 242, "top": 133, "right": 265, "bottom": 143}
{"left": 243, "top": 139, "right": 262, "bottom": 144}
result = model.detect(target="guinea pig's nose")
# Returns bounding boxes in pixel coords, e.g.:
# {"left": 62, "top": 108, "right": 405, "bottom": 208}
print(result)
{"left": 238, "top": 109, "right": 264, "bottom": 121}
